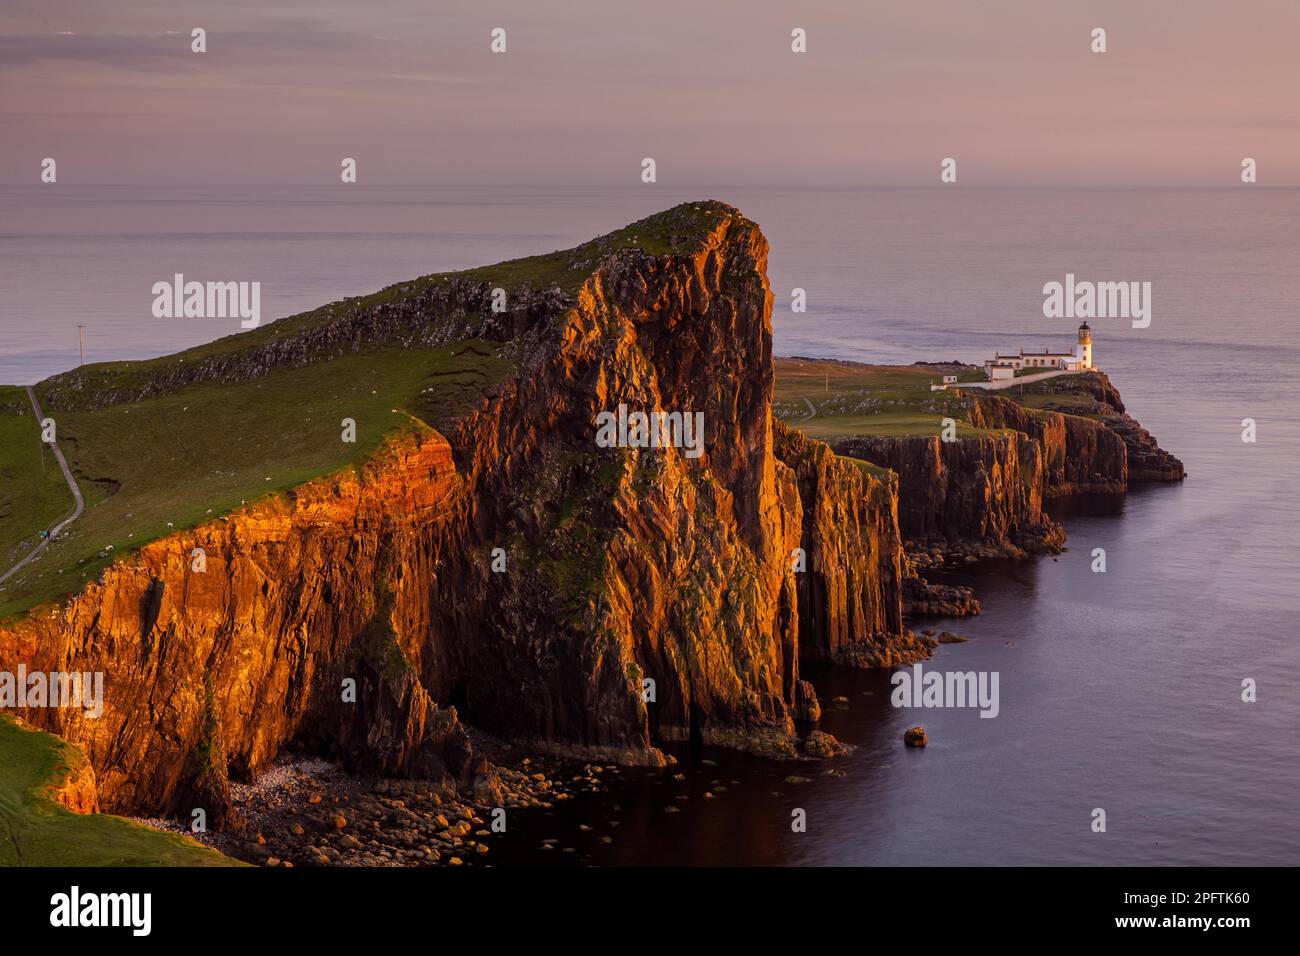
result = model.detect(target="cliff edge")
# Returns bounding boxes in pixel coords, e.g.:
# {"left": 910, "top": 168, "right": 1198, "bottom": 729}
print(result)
{"left": 0, "top": 202, "right": 926, "bottom": 825}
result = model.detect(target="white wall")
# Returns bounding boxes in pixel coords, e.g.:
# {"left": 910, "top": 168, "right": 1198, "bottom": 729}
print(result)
{"left": 962, "top": 369, "right": 1082, "bottom": 391}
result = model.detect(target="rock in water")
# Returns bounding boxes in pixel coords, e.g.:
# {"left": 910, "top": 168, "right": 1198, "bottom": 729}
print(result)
{"left": 803, "top": 730, "right": 848, "bottom": 759}
{"left": 793, "top": 679, "right": 822, "bottom": 722}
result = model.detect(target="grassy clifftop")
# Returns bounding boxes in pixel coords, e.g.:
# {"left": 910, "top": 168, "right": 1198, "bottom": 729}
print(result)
{"left": 773, "top": 356, "right": 1115, "bottom": 442}
{"left": 774, "top": 357, "right": 1011, "bottom": 439}
{"left": 0, "top": 344, "right": 509, "bottom": 620}
{"left": 38, "top": 200, "right": 734, "bottom": 412}
{"left": 0, "top": 201, "right": 739, "bottom": 623}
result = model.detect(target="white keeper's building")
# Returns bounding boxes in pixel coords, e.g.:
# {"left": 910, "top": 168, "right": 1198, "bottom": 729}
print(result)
{"left": 983, "top": 322, "right": 1093, "bottom": 381}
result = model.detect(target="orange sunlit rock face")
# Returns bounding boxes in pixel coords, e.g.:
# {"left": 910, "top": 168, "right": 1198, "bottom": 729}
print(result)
{"left": 0, "top": 203, "right": 924, "bottom": 822}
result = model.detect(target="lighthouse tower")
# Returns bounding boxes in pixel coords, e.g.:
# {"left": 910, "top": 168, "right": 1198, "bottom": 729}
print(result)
{"left": 1075, "top": 321, "right": 1093, "bottom": 369}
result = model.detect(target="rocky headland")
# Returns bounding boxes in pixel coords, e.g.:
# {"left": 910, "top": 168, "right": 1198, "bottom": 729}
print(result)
{"left": 0, "top": 202, "right": 1183, "bottom": 865}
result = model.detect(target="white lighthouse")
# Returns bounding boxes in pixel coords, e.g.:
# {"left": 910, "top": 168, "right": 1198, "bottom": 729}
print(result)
{"left": 979, "top": 323, "right": 1095, "bottom": 382}
{"left": 1074, "top": 321, "right": 1093, "bottom": 369}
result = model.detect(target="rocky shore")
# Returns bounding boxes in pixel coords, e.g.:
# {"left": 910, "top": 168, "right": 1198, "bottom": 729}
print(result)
{"left": 130, "top": 751, "right": 614, "bottom": 867}
{"left": 137, "top": 726, "right": 863, "bottom": 867}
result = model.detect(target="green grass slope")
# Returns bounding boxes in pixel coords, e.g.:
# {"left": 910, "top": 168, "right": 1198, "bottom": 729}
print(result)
{"left": 774, "top": 357, "right": 1011, "bottom": 440}
{"left": 0, "top": 343, "right": 509, "bottom": 620}
{"left": 0, "top": 716, "right": 238, "bottom": 866}
{"left": 0, "top": 387, "right": 76, "bottom": 570}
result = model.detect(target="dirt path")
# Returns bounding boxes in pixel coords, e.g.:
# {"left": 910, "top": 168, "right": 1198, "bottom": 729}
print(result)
{"left": 0, "top": 387, "right": 85, "bottom": 586}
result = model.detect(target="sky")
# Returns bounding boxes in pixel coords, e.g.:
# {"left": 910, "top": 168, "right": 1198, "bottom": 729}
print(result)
{"left": 1, "top": 0, "right": 1298, "bottom": 186}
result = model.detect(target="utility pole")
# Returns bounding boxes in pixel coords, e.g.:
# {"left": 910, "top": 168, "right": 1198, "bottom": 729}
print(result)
{"left": 77, "top": 325, "right": 85, "bottom": 366}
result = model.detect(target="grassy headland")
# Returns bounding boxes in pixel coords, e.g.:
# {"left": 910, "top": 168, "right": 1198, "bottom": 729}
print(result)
{"left": 0, "top": 203, "right": 743, "bottom": 622}
{"left": 0, "top": 716, "right": 237, "bottom": 866}
{"left": 774, "top": 357, "right": 1011, "bottom": 440}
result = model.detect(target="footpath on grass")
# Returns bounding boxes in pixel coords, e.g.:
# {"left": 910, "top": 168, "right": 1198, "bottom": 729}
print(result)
{"left": 0, "top": 387, "right": 83, "bottom": 588}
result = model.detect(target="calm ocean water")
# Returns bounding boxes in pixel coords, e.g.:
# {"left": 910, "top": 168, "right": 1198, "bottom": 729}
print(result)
{"left": 2, "top": 186, "right": 1297, "bottom": 864}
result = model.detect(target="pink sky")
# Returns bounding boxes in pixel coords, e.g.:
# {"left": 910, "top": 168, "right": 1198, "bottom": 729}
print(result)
{"left": 2, "top": 0, "right": 1297, "bottom": 185}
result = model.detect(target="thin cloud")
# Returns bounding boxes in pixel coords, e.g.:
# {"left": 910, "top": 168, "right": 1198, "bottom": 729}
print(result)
{"left": 0, "top": 27, "right": 401, "bottom": 72}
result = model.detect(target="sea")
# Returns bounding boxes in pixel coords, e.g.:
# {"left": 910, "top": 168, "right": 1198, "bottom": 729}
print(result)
{"left": 1, "top": 185, "right": 1297, "bottom": 865}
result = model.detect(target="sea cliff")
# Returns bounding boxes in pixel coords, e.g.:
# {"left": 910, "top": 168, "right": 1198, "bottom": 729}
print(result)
{"left": 0, "top": 203, "right": 925, "bottom": 823}
{"left": 831, "top": 376, "right": 1183, "bottom": 560}
{"left": 0, "top": 203, "right": 1183, "bottom": 833}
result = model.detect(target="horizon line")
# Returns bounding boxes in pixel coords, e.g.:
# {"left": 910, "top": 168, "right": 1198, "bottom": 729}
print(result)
{"left": 3, "top": 182, "right": 1299, "bottom": 191}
